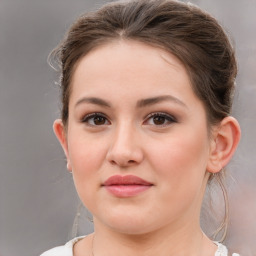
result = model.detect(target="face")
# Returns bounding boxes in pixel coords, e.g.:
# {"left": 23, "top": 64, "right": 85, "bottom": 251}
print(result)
{"left": 56, "top": 40, "right": 215, "bottom": 235}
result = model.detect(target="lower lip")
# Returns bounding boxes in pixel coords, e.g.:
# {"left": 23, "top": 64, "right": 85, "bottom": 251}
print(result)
{"left": 104, "top": 185, "right": 152, "bottom": 197}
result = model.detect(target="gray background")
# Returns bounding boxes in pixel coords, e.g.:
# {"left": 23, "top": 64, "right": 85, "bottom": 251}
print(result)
{"left": 0, "top": 0, "right": 255, "bottom": 255}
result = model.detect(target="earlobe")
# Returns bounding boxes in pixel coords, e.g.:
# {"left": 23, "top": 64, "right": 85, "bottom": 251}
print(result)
{"left": 53, "top": 119, "right": 72, "bottom": 171}
{"left": 207, "top": 116, "right": 241, "bottom": 173}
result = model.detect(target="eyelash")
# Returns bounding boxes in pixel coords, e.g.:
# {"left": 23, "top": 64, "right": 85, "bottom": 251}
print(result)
{"left": 81, "top": 112, "right": 110, "bottom": 126}
{"left": 81, "top": 112, "right": 177, "bottom": 127}
{"left": 144, "top": 112, "right": 177, "bottom": 127}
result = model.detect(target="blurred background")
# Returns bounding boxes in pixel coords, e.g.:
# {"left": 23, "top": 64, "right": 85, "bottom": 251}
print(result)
{"left": 0, "top": 0, "right": 255, "bottom": 255}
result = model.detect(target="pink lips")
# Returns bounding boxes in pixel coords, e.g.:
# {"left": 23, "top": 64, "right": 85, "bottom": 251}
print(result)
{"left": 102, "top": 175, "right": 153, "bottom": 197}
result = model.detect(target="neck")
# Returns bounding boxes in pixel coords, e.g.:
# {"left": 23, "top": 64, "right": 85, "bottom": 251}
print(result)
{"left": 92, "top": 219, "right": 212, "bottom": 256}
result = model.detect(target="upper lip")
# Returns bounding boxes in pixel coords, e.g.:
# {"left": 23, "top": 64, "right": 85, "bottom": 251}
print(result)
{"left": 103, "top": 175, "right": 153, "bottom": 186}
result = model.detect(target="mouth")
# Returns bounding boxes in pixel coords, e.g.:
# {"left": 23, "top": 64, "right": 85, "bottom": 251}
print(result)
{"left": 102, "top": 175, "right": 153, "bottom": 197}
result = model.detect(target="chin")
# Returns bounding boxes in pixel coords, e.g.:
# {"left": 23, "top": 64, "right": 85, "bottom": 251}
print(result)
{"left": 110, "top": 223, "right": 155, "bottom": 236}
{"left": 95, "top": 211, "right": 163, "bottom": 235}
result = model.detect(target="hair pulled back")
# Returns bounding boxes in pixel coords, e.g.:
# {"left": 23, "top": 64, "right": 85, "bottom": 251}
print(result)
{"left": 50, "top": 0, "right": 237, "bottom": 241}
{"left": 51, "top": 0, "right": 237, "bottom": 127}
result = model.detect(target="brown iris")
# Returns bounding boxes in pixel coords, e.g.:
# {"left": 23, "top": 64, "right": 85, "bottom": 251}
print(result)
{"left": 93, "top": 116, "right": 106, "bottom": 125}
{"left": 153, "top": 116, "right": 166, "bottom": 125}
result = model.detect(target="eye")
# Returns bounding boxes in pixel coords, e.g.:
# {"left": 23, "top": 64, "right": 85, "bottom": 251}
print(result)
{"left": 144, "top": 112, "right": 177, "bottom": 126}
{"left": 82, "top": 113, "right": 110, "bottom": 126}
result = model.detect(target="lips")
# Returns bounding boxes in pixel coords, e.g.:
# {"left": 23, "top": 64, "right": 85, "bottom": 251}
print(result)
{"left": 103, "top": 175, "right": 152, "bottom": 186}
{"left": 102, "top": 175, "right": 153, "bottom": 197}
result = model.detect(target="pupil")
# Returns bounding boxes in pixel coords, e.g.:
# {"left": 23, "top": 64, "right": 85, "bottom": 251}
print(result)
{"left": 94, "top": 116, "right": 105, "bottom": 125}
{"left": 153, "top": 116, "right": 165, "bottom": 125}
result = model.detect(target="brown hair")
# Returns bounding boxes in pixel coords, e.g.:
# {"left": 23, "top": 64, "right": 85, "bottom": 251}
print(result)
{"left": 49, "top": 0, "right": 237, "bottom": 241}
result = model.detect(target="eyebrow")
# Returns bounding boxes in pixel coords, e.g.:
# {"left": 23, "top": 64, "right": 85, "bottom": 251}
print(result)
{"left": 75, "top": 97, "right": 111, "bottom": 108}
{"left": 136, "top": 95, "right": 187, "bottom": 108}
{"left": 75, "top": 95, "right": 187, "bottom": 109}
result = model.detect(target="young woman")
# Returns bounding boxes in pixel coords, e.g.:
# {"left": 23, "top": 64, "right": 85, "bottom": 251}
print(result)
{"left": 41, "top": 0, "right": 241, "bottom": 255}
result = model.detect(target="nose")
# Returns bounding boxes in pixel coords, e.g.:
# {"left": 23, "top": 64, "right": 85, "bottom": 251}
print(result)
{"left": 106, "top": 123, "right": 144, "bottom": 167}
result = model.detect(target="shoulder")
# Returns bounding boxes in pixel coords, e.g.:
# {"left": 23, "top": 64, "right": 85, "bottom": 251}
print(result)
{"left": 40, "top": 245, "right": 71, "bottom": 256}
{"left": 40, "top": 236, "right": 85, "bottom": 256}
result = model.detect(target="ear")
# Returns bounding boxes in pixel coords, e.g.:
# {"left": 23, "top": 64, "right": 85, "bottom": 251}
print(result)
{"left": 207, "top": 116, "right": 241, "bottom": 173}
{"left": 53, "top": 119, "right": 72, "bottom": 171}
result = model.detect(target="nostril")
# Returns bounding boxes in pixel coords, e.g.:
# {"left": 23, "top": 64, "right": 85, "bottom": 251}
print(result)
{"left": 110, "top": 160, "right": 116, "bottom": 165}
{"left": 110, "top": 159, "right": 135, "bottom": 166}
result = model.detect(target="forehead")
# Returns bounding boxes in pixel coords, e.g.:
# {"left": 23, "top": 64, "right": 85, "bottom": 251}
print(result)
{"left": 73, "top": 40, "right": 186, "bottom": 78}
{"left": 70, "top": 40, "right": 200, "bottom": 107}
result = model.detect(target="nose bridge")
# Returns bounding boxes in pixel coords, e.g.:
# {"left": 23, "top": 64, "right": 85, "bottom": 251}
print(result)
{"left": 106, "top": 120, "right": 143, "bottom": 166}
{"left": 115, "top": 121, "right": 134, "bottom": 147}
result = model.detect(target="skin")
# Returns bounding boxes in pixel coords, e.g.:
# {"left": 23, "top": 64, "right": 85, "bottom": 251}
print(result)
{"left": 54, "top": 40, "right": 241, "bottom": 256}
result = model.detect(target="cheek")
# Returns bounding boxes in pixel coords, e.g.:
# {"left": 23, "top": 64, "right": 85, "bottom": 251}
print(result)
{"left": 149, "top": 131, "right": 210, "bottom": 192}
{"left": 67, "top": 136, "right": 110, "bottom": 212}
{"left": 67, "top": 134, "right": 107, "bottom": 190}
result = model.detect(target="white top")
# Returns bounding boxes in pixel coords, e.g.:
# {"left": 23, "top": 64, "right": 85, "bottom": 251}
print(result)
{"left": 40, "top": 236, "right": 240, "bottom": 256}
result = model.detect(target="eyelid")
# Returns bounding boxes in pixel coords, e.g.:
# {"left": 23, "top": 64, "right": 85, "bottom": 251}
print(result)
{"left": 80, "top": 111, "right": 176, "bottom": 126}
{"left": 146, "top": 112, "right": 176, "bottom": 120}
